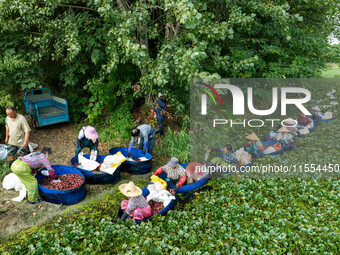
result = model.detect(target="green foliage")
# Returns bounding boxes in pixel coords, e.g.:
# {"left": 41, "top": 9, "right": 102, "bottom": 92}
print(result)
{"left": 56, "top": 88, "right": 89, "bottom": 123}
{"left": 1, "top": 178, "right": 339, "bottom": 254}
{"left": 85, "top": 63, "right": 139, "bottom": 124}
{"left": 0, "top": 0, "right": 338, "bottom": 118}
{"left": 321, "top": 63, "right": 340, "bottom": 78}
{"left": 0, "top": 90, "right": 14, "bottom": 127}
{"left": 67, "top": 94, "right": 88, "bottom": 124}
{"left": 0, "top": 160, "right": 11, "bottom": 181}
{"left": 0, "top": 90, "right": 15, "bottom": 138}
{"left": 157, "top": 128, "right": 190, "bottom": 162}
{"left": 99, "top": 103, "right": 135, "bottom": 144}
{"left": 181, "top": 114, "right": 190, "bottom": 132}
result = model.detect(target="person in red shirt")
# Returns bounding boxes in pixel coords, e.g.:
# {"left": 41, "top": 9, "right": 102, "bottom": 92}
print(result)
{"left": 297, "top": 113, "right": 312, "bottom": 126}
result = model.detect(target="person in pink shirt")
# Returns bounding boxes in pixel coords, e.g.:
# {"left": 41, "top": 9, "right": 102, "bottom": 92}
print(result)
{"left": 119, "top": 182, "right": 151, "bottom": 221}
{"left": 11, "top": 147, "right": 57, "bottom": 204}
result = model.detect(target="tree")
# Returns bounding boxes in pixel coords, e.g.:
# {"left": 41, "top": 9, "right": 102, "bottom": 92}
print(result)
{"left": 0, "top": 0, "right": 338, "bottom": 120}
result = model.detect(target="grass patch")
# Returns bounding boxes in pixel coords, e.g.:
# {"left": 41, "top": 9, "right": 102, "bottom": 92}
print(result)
{"left": 157, "top": 128, "right": 190, "bottom": 162}
{"left": 0, "top": 160, "right": 11, "bottom": 181}
{"left": 321, "top": 63, "right": 340, "bottom": 78}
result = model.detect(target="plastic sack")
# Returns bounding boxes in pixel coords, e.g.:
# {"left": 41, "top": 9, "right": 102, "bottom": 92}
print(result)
{"left": 235, "top": 147, "right": 252, "bottom": 165}
{"left": 2, "top": 173, "right": 27, "bottom": 202}
{"left": 204, "top": 151, "right": 210, "bottom": 162}
{"left": 324, "top": 112, "right": 333, "bottom": 119}
{"left": 277, "top": 133, "right": 294, "bottom": 141}
{"left": 125, "top": 156, "right": 149, "bottom": 162}
{"left": 139, "top": 157, "right": 148, "bottom": 161}
{"left": 146, "top": 181, "right": 175, "bottom": 207}
{"left": 0, "top": 144, "right": 7, "bottom": 160}
{"left": 28, "top": 142, "right": 38, "bottom": 153}
{"left": 90, "top": 150, "right": 98, "bottom": 161}
{"left": 298, "top": 126, "right": 309, "bottom": 135}
{"left": 273, "top": 142, "right": 282, "bottom": 151}
{"left": 264, "top": 146, "right": 277, "bottom": 155}
{"left": 78, "top": 151, "right": 100, "bottom": 171}
{"left": 100, "top": 152, "right": 126, "bottom": 175}
{"left": 306, "top": 121, "right": 314, "bottom": 129}
{"left": 269, "top": 132, "right": 278, "bottom": 140}
{"left": 150, "top": 175, "right": 167, "bottom": 190}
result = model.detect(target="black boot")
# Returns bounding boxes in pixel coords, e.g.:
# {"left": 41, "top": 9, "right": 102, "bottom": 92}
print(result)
{"left": 8, "top": 160, "right": 14, "bottom": 167}
{"left": 120, "top": 211, "right": 130, "bottom": 221}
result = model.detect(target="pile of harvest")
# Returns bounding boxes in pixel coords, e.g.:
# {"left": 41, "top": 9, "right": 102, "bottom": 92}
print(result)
{"left": 149, "top": 200, "right": 164, "bottom": 216}
{"left": 263, "top": 144, "right": 273, "bottom": 150}
{"left": 148, "top": 187, "right": 175, "bottom": 216}
{"left": 39, "top": 174, "right": 84, "bottom": 190}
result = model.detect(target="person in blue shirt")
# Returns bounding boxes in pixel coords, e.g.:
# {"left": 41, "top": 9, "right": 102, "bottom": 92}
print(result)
{"left": 128, "top": 124, "right": 156, "bottom": 157}
{"left": 206, "top": 144, "right": 240, "bottom": 169}
{"left": 154, "top": 93, "right": 171, "bottom": 136}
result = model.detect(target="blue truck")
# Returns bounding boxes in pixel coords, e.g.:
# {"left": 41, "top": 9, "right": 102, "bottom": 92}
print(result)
{"left": 24, "top": 88, "right": 70, "bottom": 128}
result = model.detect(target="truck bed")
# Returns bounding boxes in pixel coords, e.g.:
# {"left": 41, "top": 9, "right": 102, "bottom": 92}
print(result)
{"left": 37, "top": 106, "right": 67, "bottom": 118}
{"left": 24, "top": 88, "right": 70, "bottom": 127}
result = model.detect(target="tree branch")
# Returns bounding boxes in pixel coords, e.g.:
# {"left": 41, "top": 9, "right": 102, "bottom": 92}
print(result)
{"left": 37, "top": 2, "right": 98, "bottom": 12}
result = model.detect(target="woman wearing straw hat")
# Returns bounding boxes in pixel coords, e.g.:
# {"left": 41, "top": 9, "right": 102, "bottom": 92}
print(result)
{"left": 244, "top": 132, "right": 263, "bottom": 158}
{"left": 277, "top": 127, "right": 294, "bottom": 145}
{"left": 75, "top": 126, "right": 99, "bottom": 160}
{"left": 281, "top": 118, "right": 299, "bottom": 136}
{"left": 311, "top": 106, "right": 322, "bottom": 122}
{"left": 119, "top": 182, "right": 152, "bottom": 221}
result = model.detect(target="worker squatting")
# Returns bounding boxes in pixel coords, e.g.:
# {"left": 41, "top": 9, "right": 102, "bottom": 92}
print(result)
{"left": 213, "top": 119, "right": 298, "bottom": 128}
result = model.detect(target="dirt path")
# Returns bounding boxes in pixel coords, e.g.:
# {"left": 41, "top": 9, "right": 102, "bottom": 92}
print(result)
{"left": 0, "top": 120, "right": 170, "bottom": 240}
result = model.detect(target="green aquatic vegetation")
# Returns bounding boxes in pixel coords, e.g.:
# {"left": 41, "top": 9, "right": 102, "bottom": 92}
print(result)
{"left": 1, "top": 178, "right": 339, "bottom": 254}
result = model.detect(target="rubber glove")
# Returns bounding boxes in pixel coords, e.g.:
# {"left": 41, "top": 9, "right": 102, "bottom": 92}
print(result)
{"left": 128, "top": 142, "right": 134, "bottom": 157}
{"left": 143, "top": 141, "right": 149, "bottom": 150}
{"left": 49, "top": 169, "right": 58, "bottom": 179}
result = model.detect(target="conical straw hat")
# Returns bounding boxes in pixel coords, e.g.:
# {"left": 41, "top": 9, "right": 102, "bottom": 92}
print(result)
{"left": 278, "top": 127, "right": 289, "bottom": 133}
{"left": 312, "top": 106, "right": 321, "bottom": 112}
{"left": 283, "top": 118, "right": 296, "bottom": 126}
{"left": 245, "top": 132, "right": 260, "bottom": 141}
{"left": 186, "top": 162, "right": 202, "bottom": 179}
{"left": 119, "top": 182, "right": 142, "bottom": 197}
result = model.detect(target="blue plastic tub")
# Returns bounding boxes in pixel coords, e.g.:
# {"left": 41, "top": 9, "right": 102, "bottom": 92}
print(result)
{"left": 36, "top": 165, "right": 86, "bottom": 205}
{"left": 320, "top": 113, "right": 334, "bottom": 122}
{"left": 312, "top": 119, "right": 318, "bottom": 129}
{"left": 118, "top": 182, "right": 178, "bottom": 224}
{"left": 297, "top": 120, "right": 317, "bottom": 131}
{"left": 109, "top": 147, "right": 152, "bottom": 174}
{"left": 266, "top": 130, "right": 302, "bottom": 139}
{"left": 261, "top": 141, "right": 294, "bottom": 157}
{"left": 70, "top": 155, "right": 121, "bottom": 184}
{"left": 157, "top": 163, "right": 210, "bottom": 194}
{"left": 240, "top": 163, "right": 251, "bottom": 172}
